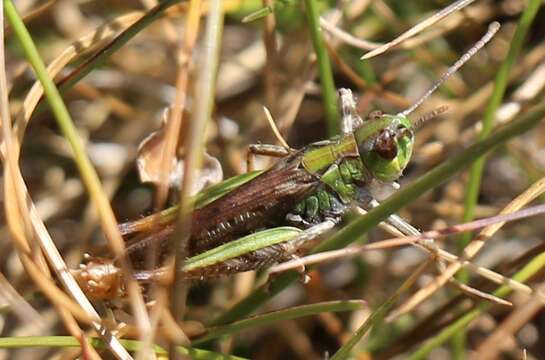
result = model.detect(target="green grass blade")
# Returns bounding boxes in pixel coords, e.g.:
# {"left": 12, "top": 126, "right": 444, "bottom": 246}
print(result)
{"left": 304, "top": 0, "right": 339, "bottom": 136}
{"left": 330, "top": 259, "right": 425, "bottom": 359}
{"left": 242, "top": 0, "right": 297, "bottom": 23}
{"left": 0, "top": 336, "right": 245, "bottom": 359}
{"left": 409, "top": 247, "right": 545, "bottom": 359}
{"left": 458, "top": 0, "right": 541, "bottom": 260}
{"left": 211, "top": 98, "right": 545, "bottom": 326}
{"left": 454, "top": 2, "right": 541, "bottom": 357}
{"left": 4, "top": 0, "right": 151, "bottom": 349}
{"left": 4, "top": 0, "right": 127, "bottom": 241}
{"left": 194, "top": 300, "right": 365, "bottom": 344}
{"left": 330, "top": 296, "right": 397, "bottom": 360}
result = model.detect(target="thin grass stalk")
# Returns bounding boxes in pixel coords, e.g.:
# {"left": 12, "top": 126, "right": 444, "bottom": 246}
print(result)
{"left": 155, "top": 0, "right": 202, "bottom": 209}
{"left": 3, "top": 0, "right": 150, "bottom": 354}
{"left": 212, "top": 98, "right": 545, "bottom": 326}
{"left": 145, "top": 2, "right": 204, "bottom": 358}
{"left": 457, "top": 0, "right": 541, "bottom": 269}
{"left": 11, "top": 11, "right": 142, "bottom": 145}
{"left": 56, "top": 0, "right": 183, "bottom": 92}
{"left": 473, "top": 285, "right": 545, "bottom": 359}
{"left": 454, "top": 1, "right": 541, "bottom": 356}
{"left": 1, "top": 8, "right": 91, "bottom": 359}
{"left": 0, "top": 7, "right": 104, "bottom": 360}
{"left": 169, "top": 0, "right": 223, "bottom": 357}
{"left": 0, "top": 336, "right": 246, "bottom": 360}
{"left": 330, "top": 260, "right": 429, "bottom": 360}
{"left": 360, "top": 0, "right": 477, "bottom": 60}
{"left": 194, "top": 300, "right": 364, "bottom": 344}
{"left": 304, "top": 0, "right": 339, "bottom": 136}
{"left": 262, "top": 0, "right": 279, "bottom": 115}
{"left": 408, "top": 246, "right": 545, "bottom": 359}
{"left": 387, "top": 176, "right": 545, "bottom": 322}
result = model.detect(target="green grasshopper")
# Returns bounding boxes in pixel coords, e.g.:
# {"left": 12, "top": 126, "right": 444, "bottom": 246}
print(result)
{"left": 75, "top": 24, "right": 499, "bottom": 299}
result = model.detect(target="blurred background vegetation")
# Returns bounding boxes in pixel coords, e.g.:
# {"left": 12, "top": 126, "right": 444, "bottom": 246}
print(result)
{"left": 1, "top": 0, "right": 545, "bottom": 359}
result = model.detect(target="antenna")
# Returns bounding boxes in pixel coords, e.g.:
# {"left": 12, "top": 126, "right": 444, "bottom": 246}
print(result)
{"left": 413, "top": 105, "right": 449, "bottom": 129}
{"left": 399, "top": 22, "right": 500, "bottom": 117}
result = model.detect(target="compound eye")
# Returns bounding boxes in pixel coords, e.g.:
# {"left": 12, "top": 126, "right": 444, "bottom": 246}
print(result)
{"left": 374, "top": 130, "right": 398, "bottom": 160}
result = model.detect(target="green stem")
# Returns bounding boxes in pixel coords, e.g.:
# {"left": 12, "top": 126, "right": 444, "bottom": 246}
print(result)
{"left": 4, "top": 0, "right": 151, "bottom": 348}
{"left": 304, "top": 0, "right": 339, "bottom": 136}
{"left": 194, "top": 300, "right": 364, "bottom": 344}
{"left": 0, "top": 336, "right": 245, "bottom": 359}
{"left": 454, "top": 2, "right": 541, "bottom": 357}
{"left": 409, "top": 245, "right": 545, "bottom": 360}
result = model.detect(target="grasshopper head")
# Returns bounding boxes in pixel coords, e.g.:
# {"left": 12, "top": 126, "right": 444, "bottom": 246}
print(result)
{"left": 354, "top": 114, "right": 414, "bottom": 182}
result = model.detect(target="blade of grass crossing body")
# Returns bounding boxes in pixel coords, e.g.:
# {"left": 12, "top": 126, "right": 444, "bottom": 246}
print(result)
{"left": 304, "top": 0, "right": 339, "bottom": 136}
{"left": 409, "top": 243, "right": 545, "bottom": 360}
{"left": 453, "top": 2, "right": 541, "bottom": 358}
{"left": 170, "top": 1, "right": 224, "bottom": 356}
{"left": 211, "top": 99, "right": 545, "bottom": 327}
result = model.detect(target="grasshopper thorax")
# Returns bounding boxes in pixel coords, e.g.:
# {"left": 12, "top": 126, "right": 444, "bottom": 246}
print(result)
{"left": 354, "top": 114, "right": 414, "bottom": 182}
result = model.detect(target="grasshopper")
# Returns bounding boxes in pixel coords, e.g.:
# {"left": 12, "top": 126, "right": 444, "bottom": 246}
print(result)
{"left": 75, "top": 23, "right": 499, "bottom": 300}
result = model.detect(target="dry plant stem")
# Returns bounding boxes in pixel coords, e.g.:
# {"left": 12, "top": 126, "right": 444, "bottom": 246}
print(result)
{"left": 323, "top": 1, "right": 494, "bottom": 52}
{"left": 11, "top": 12, "right": 143, "bottom": 144}
{"left": 330, "top": 259, "right": 431, "bottom": 360}
{"left": 2, "top": 0, "right": 56, "bottom": 38}
{"left": 361, "top": 0, "right": 476, "bottom": 59}
{"left": 304, "top": 0, "right": 339, "bottom": 136}
{"left": 170, "top": 0, "right": 223, "bottom": 355}
{"left": 390, "top": 177, "right": 545, "bottom": 320}
{"left": 3, "top": 3, "right": 143, "bottom": 359}
{"left": 263, "top": 106, "right": 290, "bottom": 149}
{"left": 151, "top": 5, "right": 202, "bottom": 346}
{"left": 324, "top": 41, "right": 410, "bottom": 108}
{"left": 320, "top": 16, "right": 382, "bottom": 50}
{"left": 155, "top": 0, "right": 203, "bottom": 209}
{"left": 378, "top": 205, "right": 509, "bottom": 307}
{"left": 270, "top": 205, "right": 545, "bottom": 275}
{"left": 0, "top": 9, "right": 101, "bottom": 360}
{"left": 452, "top": 42, "right": 545, "bottom": 127}
{"left": 10, "top": 186, "right": 131, "bottom": 358}
{"left": 472, "top": 284, "right": 545, "bottom": 360}
{"left": 138, "top": 290, "right": 168, "bottom": 360}
{"left": 2, "top": 127, "right": 102, "bottom": 355}
{"left": 375, "top": 220, "right": 514, "bottom": 297}
{"left": 262, "top": 0, "right": 278, "bottom": 115}
{"left": 0, "top": 272, "right": 40, "bottom": 323}
{"left": 0, "top": 165, "right": 129, "bottom": 358}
